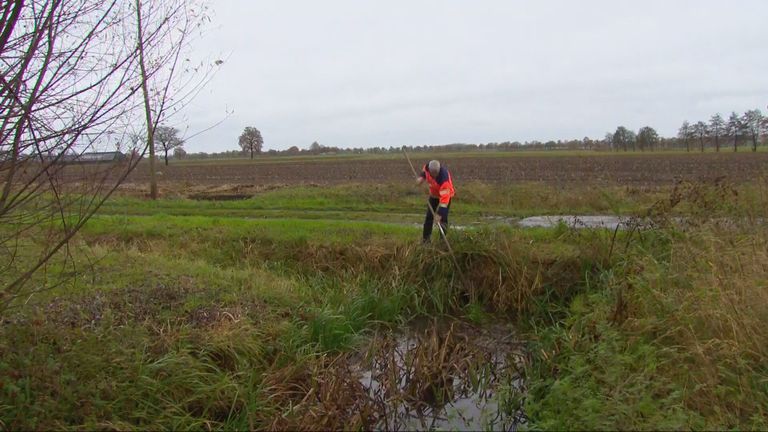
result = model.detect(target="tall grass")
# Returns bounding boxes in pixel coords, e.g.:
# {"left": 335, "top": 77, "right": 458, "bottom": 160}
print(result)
{"left": 0, "top": 214, "right": 602, "bottom": 429}
{"left": 523, "top": 179, "right": 768, "bottom": 429}
{"left": 1, "top": 179, "right": 767, "bottom": 429}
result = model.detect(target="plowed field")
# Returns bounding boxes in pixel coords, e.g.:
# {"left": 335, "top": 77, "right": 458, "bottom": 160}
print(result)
{"left": 126, "top": 152, "right": 768, "bottom": 187}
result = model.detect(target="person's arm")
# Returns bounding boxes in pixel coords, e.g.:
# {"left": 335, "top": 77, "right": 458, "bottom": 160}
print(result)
{"left": 415, "top": 166, "right": 427, "bottom": 184}
{"left": 436, "top": 184, "right": 450, "bottom": 219}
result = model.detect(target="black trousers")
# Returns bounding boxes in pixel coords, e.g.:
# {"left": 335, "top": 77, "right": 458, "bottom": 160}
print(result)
{"left": 423, "top": 197, "right": 451, "bottom": 241}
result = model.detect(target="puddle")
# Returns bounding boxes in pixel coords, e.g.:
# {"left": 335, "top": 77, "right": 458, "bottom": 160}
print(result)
{"left": 354, "top": 320, "right": 527, "bottom": 431}
{"left": 518, "top": 215, "right": 651, "bottom": 230}
{"left": 416, "top": 215, "right": 650, "bottom": 231}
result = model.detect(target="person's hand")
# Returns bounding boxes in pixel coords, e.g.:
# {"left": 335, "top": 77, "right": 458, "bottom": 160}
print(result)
{"left": 415, "top": 176, "right": 424, "bottom": 185}
{"left": 435, "top": 214, "right": 442, "bottom": 224}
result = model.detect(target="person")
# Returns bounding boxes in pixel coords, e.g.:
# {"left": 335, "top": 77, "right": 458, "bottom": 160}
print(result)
{"left": 415, "top": 160, "right": 455, "bottom": 243}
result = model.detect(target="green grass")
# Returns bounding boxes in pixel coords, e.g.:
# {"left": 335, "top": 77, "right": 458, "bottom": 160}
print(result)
{"left": 521, "top": 219, "right": 768, "bottom": 429}
{"left": 83, "top": 214, "right": 417, "bottom": 243}
{"left": 2, "top": 180, "right": 768, "bottom": 429}
{"left": 101, "top": 182, "right": 682, "bottom": 222}
{"left": 0, "top": 212, "right": 596, "bottom": 429}
{"left": 102, "top": 181, "right": 768, "bottom": 225}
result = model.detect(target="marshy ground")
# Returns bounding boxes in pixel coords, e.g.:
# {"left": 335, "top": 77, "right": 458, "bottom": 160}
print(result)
{"left": 2, "top": 158, "right": 768, "bottom": 430}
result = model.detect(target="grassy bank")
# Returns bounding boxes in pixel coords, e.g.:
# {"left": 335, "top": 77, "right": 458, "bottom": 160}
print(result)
{"left": 105, "top": 180, "right": 768, "bottom": 221}
{"left": 108, "top": 181, "right": 662, "bottom": 219}
{"left": 1, "top": 181, "right": 767, "bottom": 429}
{"left": 1, "top": 215, "right": 591, "bottom": 429}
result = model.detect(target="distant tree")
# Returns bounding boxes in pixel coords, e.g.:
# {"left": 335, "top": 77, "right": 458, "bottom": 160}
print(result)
{"left": 726, "top": 112, "right": 743, "bottom": 152}
{"left": 286, "top": 146, "right": 300, "bottom": 154}
{"left": 173, "top": 147, "right": 187, "bottom": 160}
{"left": 742, "top": 109, "right": 764, "bottom": 152}
{"left": 678, "top": 121, "right": 693, "bottom": 152}
{"left": 613, "top": 128, "right": 624, "bottom": 151}
{"left": 613, "top": 126, "right": 636, "bottom": 152}
{"left": 637, "top": 127, "right": 659, "bottom": 152}
{"left": 309, "top": 141, "right": 322, "bottom": 154}
{"left": 154, "top": 126, "right": 184, "bottom": 166}
{"left": 659, "top": 137, "right": 674, "bottom": 150}
{"left": 239, "top": 127, "right": 264, "bottom": 159}
{"left": 603, "top": 132, "right": 614, "bottom": 151}
{"left": 762, "top": 112, "right": 768, "bottom": 145}
{"left": 692, "top": 121, "right": 708, "bottom": 153}
{"left": 709, "top": 113, "right": 725, "bottom": 152}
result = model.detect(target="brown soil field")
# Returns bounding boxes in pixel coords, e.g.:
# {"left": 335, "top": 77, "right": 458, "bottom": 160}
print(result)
{"left": 124, "top": 152, "right": 768, "bottom": 187}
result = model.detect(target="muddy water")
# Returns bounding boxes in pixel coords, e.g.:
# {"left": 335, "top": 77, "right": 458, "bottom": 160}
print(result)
{"left": 419, "top": 215, "right": 653, "bottom": 231}
{"left": 354, "top": 321, "right": 527, "bottom": 431}
{"left": 518, "top": 215, "right": 641, "bottom": 230}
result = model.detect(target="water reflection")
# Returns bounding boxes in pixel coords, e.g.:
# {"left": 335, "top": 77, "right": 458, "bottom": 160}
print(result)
{"left": 354, "top": 320, "right": 527, "bottom": 431}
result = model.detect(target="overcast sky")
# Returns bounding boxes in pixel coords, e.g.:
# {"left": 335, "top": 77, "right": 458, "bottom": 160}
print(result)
{"left": 181, "top": 0, "right": 768, "bottom": 152}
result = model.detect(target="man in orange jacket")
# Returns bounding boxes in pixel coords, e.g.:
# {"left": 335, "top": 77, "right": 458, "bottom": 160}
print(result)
{"left": 416, "top": 160, "right": 455, "bottom": 243}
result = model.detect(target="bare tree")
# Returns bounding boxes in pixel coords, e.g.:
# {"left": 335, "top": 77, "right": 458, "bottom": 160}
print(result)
{"left": 742, "top": 109, "right": 763, "bottom": 152}
{"left": 603, "top": 132, "right": 615, "bottom": 152}
{"left": 238, "top": 127, "right": 263, "bottom": 159}
{"left": 678, "top": 121, "right": 693, "bottom": 152}
{"left": 726, "top": 112, "right": 743, "bottom": 152}
{"left": 1, "top": 0, "right": 142, "bottom": 311}
{"left": 0, "top": 0, "right": 215, "bottom": 314}
{"left": 762, "top": 110, "right": 768, "bottom": 146}
{"left": 709, "top": 113, "right": 724, "bottom": 152}
{"left": 135, "top": 0, "right": 217, "bottom": 198}
{"left": 693, "top": 121, "right": 708, "bottom": 153}
{"left": 155, "top": 126, "right": 184, "bottom": 166}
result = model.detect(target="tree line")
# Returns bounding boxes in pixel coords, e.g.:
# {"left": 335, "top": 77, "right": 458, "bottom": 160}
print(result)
{"left": 37, "top": 107, "right": 768, "bottom": 166}
{"left": 180, "top": 107, "right": 766, "bottom": 160}
{"left": 676, "top": 110, "right": 765, "bottom": 153}
{"left": 607, "top": 109, "right": 767, "bottom": 153}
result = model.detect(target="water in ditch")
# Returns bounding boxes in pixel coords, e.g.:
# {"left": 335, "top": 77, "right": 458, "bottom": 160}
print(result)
{"left": 353, "top": 320, "right": 527, "bottom": 431}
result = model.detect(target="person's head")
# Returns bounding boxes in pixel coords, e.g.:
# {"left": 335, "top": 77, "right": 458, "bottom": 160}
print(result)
{"left": 428, "top": 160, "right": 440, "bottom": 177}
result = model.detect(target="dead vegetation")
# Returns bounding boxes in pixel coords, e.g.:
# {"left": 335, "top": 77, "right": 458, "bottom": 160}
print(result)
{"left": 121, "top": 152, "right": 768, "bottom": 187}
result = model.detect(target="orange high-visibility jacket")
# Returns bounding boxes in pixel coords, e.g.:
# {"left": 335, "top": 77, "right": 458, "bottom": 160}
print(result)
{"left": 421, "top": 164, "right": 455, "bottom": 208}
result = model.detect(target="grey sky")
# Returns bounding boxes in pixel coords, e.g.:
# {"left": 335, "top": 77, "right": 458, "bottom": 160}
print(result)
{"left": 182, "top": 0, "right": 767, "bottom": 152}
